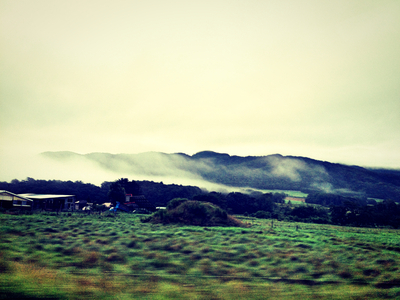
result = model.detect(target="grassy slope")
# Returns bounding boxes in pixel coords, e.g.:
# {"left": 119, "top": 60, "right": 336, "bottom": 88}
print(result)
{"left": 1, "top": 212, "right": 399, "bottom": 299}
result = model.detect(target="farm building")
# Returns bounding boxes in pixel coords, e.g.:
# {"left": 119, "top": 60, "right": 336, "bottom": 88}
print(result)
{"left": 19, "top": 193, "right": 76, "bottom": 211}
{"left": 125, "top": 194, "right": 156, "bottom": 212}
{"left": 74, "top": 200, "right": 93, "bottom": 211}
{"left": 0, "top": 190, "right": 33, "bottom": 210}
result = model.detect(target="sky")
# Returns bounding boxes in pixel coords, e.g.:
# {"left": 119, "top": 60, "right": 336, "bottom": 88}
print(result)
{"left": 1, "top": 0, "right": 400, "bottom": 184}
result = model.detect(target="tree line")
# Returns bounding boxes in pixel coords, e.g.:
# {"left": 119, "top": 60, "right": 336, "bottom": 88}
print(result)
{"left": 1, "top": 178, "right": 398, "bottom": 228}
{"left": 305, "top": 192, "right": 399, "bottom": 228}
{"left": 0, "top": 178, "right": 202, "bottom": 206}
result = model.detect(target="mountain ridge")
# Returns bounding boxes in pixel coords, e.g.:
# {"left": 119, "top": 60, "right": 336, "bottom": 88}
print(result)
{"left": 41, "top": 150, "right": 400, "bottom": 201}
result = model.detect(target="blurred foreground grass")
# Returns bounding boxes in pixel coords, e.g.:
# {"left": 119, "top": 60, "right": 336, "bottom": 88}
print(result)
{"left": 1, "top": 212, "right": 399, "bottom": 299}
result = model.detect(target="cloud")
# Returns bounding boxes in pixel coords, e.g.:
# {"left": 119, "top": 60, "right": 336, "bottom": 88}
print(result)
{"left": 34, "top": 151, "right": 228, "bottom": 192}
{"left": 267, "top": 156, "right": 307, "bottom": 182}
{"left": 0, "top": 0, "right": 399, "bottom": 173}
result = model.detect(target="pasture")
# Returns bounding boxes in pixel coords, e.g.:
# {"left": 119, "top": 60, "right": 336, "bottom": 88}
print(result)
{"left": 0, "top": 212, "right": 399, "bottom": 299}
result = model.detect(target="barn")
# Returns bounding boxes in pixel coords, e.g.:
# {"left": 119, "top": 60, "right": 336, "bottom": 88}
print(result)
{"left": 19, "top": 193, "right": 76, "bottom": 211}
{"left": 125, "top": 194, "right": 156, "bottom": 212}
{"left": 0, "top": 190, "right": 33, "bottom": 210}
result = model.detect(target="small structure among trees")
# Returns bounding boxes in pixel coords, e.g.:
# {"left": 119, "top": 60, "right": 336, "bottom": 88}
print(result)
{"left": 108, "top": 179, "right": 156, "bottom": 212}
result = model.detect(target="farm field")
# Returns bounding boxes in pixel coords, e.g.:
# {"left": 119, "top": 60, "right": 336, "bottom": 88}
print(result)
{"left": 284, "top": 197, "right": 306, "bottom": 203}
{"left": 247, "top": 189, "right": 308, "bottom": 198}
{"left": 1, "top": 212, "right": 400, "bottom": 299}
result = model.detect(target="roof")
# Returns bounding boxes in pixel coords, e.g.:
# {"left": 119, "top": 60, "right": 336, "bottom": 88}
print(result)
{"left": 0, "top": 190, "right": 33, "bottom": 202}
{"left": 18, "top": 193, "right": 75, "bottom": 200}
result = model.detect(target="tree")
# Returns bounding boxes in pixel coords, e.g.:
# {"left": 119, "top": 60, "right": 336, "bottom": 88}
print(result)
{"left": 116, "top": 178, "right": 142, "bottom": 195}
{"left": 193, "top": 192, "right": 226, "bottom": 209}
{"left": 108, "top": 182, "right": 126, "bottom": 206}
{"left": 256, "top": 193, "right": 276, "bottom": 212}
{"left": 272, "top": 192, "right": 286, "bottom": 203}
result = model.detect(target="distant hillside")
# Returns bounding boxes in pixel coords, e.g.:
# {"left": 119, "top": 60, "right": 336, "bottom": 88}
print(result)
{"left": 41, "top": 151, "right": 400, "bottom": 201}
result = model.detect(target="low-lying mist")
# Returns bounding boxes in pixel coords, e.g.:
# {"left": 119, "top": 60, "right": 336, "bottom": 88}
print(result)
{"left": 3, "top": 151, "right": 237, "bottom": 193}
{"left": 3, "top": 150, "right": 398, "bottom": 201}
{"left": 38, "top": 151, "right": 330, "bottom": 193}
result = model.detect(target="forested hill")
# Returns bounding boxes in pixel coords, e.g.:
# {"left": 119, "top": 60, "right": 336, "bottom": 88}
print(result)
{"left": 41, "top": 151, "right": 400, "bottom": 201}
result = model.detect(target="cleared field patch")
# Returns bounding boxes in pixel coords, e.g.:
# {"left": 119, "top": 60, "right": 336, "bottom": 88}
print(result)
{"left": 285, "top": 196, "right": 306, "bottom": 202}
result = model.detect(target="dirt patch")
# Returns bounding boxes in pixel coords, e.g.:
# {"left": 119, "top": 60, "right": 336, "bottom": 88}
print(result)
{"left": 286, "top": 197, "right": 305, "bottom": 202}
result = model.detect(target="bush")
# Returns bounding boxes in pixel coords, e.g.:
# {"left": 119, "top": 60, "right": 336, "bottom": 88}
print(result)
{"left": 83, "top": 251, "right": 100, "bottom": 265}
{"left": 214, "top": 207, "right": 227, "bottom": 219}
{"left": 253, "top": 210, "right": 271, "bottom": 219}
{"left": 0, "top": 253, "right": 12, "bottom": 273}
{"left": 106, "top": 253, "right": 127, "bottom": 263}
{"left": 140, "top": 216, "right": 152, "bottom": 223}
{"left": 150, "top": 200, "right": 245, "bottom": 227}
{"left": 166, "top": 198, "right": 189, "bottom": 210}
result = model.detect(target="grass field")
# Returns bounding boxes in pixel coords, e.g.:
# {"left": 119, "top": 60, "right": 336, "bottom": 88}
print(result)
{"left": 1, "top": 211, "right": 399, "bottom": 299}
{"left": 244, "top": 189, "right": 308, "bottom": 198}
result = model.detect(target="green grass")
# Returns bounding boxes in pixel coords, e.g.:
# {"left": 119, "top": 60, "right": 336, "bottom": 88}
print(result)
{"left": 0, "top": 212, "right": 399, "bottom": 299}
{"left": 260, "top": 189, "right": 308, "bottom": 198}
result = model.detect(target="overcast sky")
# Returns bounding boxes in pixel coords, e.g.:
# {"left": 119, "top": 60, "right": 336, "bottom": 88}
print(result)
{"left": 1, "top": 0, "right": 400, "bottom": 183}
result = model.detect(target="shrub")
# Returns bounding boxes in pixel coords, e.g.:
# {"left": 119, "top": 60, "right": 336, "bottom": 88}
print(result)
{"left": 150, "top": 200, "right": 245, "bottom": 227}
{"left": 214, "top": 207, "right": 227, "bottom": 219}
{"left": 166, "top": 198, "right": 189, "bottom": 210}
{"left": 0, "top": 252, "right": 12, "bottom": 273}
{"left": 100, "top": 261, "right": 114, "bottom": 272}
{"left": 253, "top": 210, "right": 271, "bottom": 219}
{"left": 83, "top": 251, "right": 100, "bottom": 265}
{"left": 140, "top": 216, "right": 152, "bottom": 223}
{"left": 106, "top": 253, "right": 126, "bottom": 263}
{"left": 127, "top": 240, "right": 137, "bottom": 248}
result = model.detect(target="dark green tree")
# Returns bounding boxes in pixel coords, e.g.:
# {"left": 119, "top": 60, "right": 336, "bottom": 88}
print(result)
{"left": 256, "top": 193, "right": 276, "bottom": 212}
{"left": 116, "top": 178, "right": 142, "bottom": 195}
{"left": 193, "top": 192, "right": 226, "bottom": 209}
{"left": 108, "top": 182, "right": 126, "bottom": 206}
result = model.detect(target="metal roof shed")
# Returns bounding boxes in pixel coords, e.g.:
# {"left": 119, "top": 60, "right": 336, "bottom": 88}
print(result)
{"left": 19, "top": 193, "right": 76, "bottom": 211}
{"left": 0, "top": 190, "right": 33, "bottom": 210}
